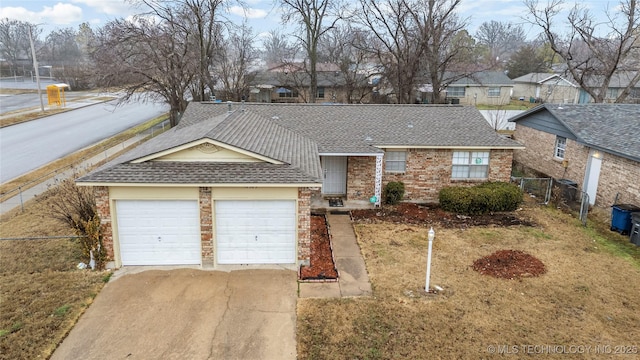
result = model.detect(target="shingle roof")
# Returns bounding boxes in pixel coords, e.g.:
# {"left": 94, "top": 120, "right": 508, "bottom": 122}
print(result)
{"left": 183, "top": 103, "right": 521, "bottom": 153}
{"left": 79, "top": 162, "right": 320, "bottom": 184}
{"left": 445, "top": 71, "right": 514, "bottom": 86}
{"left": 510, "top": 104, "right": 640, "bottom": 162}
{"left": 79, "top": 102, "right": 522, "bottom": 185}
{"left": 511, "top": 73, "right": 576, "bottom": 86}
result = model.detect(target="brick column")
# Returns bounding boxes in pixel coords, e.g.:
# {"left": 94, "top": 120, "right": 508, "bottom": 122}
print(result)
{"left": 199, "top": 187, "right": 213, "bottom": 266}
{"left": 94, "top": 186, "right": 113, "bottom": 260}
{"left": 297, "top": 187, "right": 311, "bottom": 266}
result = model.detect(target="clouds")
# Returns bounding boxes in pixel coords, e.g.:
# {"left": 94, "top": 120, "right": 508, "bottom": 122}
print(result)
{"left": 0, "top": 3, "right": 83, "bottom": 25}
{"left": 71, "top": 0, "right": 134, "bottom": 16}
{"left": 228, "top": 5, "right": 268, "bottom": 19}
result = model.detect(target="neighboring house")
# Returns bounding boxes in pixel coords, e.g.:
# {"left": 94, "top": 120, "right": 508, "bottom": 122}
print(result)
{"left": 249, "top": 63, "right": 373, "bottom": 104}
{"left": 440, "top": 71, "right": 514, "bottom": 106}
{"left": 77, "top": 103, "right": 522, "bottom": 269}
{"left": 578, "top": 71, "right": 640, "bottom": 104}
{"left": 512, "top": 73, "right": 579, "bottom": 104}
{"left": 509, "top": 104, "right": 640, "bottom": 207}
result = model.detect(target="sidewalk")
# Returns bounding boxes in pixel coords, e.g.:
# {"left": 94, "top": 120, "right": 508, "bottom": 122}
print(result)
{"left": 299, "top": 213, "right": 372, "bottom": 298}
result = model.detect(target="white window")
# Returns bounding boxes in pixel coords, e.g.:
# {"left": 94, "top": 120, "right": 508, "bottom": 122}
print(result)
{"left": 385, "top": 151, "right": 406, "bottom": 173}
{"left": 452, "top": 151, "right": 490, "bottom": 179}
{"left": 554, "top": 136, "right": 567, "bottom": 159}
{"left": 488, "top": 87, "right": 501, "bottom": 97}
{"left": 447, "top": 87, "right": 465, "bottom": 97}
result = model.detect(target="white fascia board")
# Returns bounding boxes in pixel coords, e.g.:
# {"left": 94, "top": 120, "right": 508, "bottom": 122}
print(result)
{"left": 377, "top": 145, "right": 525, "bottom": 150}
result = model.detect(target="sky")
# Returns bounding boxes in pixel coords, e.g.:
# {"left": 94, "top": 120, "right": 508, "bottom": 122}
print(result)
{"left": 0, "top": 0, "right": 622, "bottom": 42}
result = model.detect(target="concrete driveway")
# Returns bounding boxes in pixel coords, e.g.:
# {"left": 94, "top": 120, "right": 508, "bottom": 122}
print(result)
{"left": 51, "top": 268, "right": 297, "bottom": 360}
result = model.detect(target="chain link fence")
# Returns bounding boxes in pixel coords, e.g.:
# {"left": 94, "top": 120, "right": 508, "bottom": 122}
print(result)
{"left": 512, "top": 176, "right": 589, "bottom": 226}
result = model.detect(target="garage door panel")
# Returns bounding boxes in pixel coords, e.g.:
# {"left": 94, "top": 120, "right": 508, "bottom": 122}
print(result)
{"left": 116, "top": 200, "right": 201, "bottom": 266}
{"left": 216, "top": 200, "right": 296, "bottom": 264}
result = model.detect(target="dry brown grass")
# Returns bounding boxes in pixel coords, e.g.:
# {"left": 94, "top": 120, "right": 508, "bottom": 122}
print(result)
{"left": 0, "top": 108, "right": 69, "bottom": 128}
{"left": 0, "top": 187, "right": 107, "bottom": 360}
{"left": 297, "top": 205, "right": 640, "bottom": 359}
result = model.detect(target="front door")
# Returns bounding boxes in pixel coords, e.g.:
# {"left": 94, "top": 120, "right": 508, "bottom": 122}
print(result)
{"left": 321, "top": 156, "right": 347, "bottom": 195}
{"left": 584, "top": 150, "right": 602, "bottom": 206}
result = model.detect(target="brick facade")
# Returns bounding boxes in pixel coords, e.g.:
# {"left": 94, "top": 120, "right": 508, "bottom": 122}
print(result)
{"left": 199, "top": 187, "right": 213, "bottom": 266}
{"left": 94, "top": 186, "right": 114, "bottom": 261}
{"left": 513, "top": 125, "right": 640, "bottom": 207}
{"left": 297, "top": 187, "right": 312, "bottom": 266}
{"left": 345, "top": 149, "right": 514, "bottom": 203}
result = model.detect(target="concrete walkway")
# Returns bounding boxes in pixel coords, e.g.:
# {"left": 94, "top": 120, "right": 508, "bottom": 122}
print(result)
{"left": 299, "top": 213, "right": 372, "bottom": 298}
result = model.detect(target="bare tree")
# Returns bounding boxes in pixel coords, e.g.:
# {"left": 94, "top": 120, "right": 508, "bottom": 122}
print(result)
{"left": 356, "top": 0, "right": 424, "bottom": 104}
{"left": 318, "top": 24, "right": 373, "bottom": 103}
{"left": 262, "top": 30, "right": 294, "bottom": 65}
{"left": 93, "top": 16, "right": 198, "bottom": 126}
{"left": 93, "top": 0, "right": 226, "bottom": 126}
{"left": 215, "top": 23, "right": 258, "bottom": 101}
{"left": 0, "top": 19, "right": 40, "bottom": 70}
{"left": 355, "top": 0, "right": 470, "bottom": 104}
{"left": 279, "top": 0, "right": 344, "bottom": 103}
{"left": 416, "top": 0, "right": 470, "bottom": 104}
{"left": 475, "top": 20, "right": 527, "bottom": 64}
{"left": 525, "top": 0, "right": 640, "bottom": 103}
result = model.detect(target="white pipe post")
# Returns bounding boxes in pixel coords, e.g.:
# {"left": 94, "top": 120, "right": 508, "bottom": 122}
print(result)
{"left": 425, "top": 227, "right": 435, "bottom": 292}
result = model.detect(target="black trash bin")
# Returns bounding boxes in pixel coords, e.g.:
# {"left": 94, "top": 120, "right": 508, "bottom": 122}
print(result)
{"left": 611, "top": 204, "right": 640, "bottom": 235}
{"left": 556, "top": 179, "right": 578, "bottom": 202}
{"left": 630, "top": 212, "right": 640, "bottom": 246}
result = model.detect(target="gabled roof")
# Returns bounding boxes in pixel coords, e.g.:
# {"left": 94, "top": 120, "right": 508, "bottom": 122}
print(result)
{"left": 445, "top": 71, "right": 514, "bottom": 87}
{"left": 509, "top": 104, "right": 640, "bottom": 162}
{"left": 512, "top": 73, "right": 577, "bottom": 87}
{"left": 79, "top": 102, "right": 523, "bottom": 185}
{"left": 78, "top": 106, "right": 322, "bottom": 185}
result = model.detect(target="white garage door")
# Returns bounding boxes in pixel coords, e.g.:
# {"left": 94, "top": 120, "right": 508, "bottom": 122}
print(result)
{"left": 216, "top": 200, "right": 296, "bottom": 264}
{"left": 116, "top": 200, "right": 201, "bottom": 266}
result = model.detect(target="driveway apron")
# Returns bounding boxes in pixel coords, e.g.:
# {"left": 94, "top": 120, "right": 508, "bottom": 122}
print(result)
{"left": 51, "top": 268, "right": 297, "bottom": 360}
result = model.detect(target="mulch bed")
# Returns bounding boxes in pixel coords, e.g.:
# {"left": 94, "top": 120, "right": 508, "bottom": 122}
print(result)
{"left": 300, "top": 215, "right": 338, "bottom": 281}
{"left": 351, "top": 202, "right": 535, "bottom": 228}
{"left": 472, "top": 250, "right": 546, "bottom": 279}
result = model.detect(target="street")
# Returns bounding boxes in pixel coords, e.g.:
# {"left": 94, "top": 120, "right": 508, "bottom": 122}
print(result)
{"left": 0, "top": 99, "right": 168, "bottom": 183}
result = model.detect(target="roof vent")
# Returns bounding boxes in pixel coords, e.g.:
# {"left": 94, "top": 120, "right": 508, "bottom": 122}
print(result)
{"left": 365, "top": 135, "right": 373, "bottom": 141}
{"left": 272, "top": 116, "right": 279, "bottom": 120}
{"left": 407, "top": 122, "right": 414, "bottom": 128}
{"left": 227, "top": 101, "right": 232, "bottom": 113}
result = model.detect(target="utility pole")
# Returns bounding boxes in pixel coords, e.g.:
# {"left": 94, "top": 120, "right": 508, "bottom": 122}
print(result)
{"left": 28, "top": 25, "right": 45, "bottom": 112}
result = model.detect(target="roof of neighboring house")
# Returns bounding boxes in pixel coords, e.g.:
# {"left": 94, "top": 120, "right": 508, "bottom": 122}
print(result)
{"left": 445, "top": 71, "right": 514, "bottom": 87}
{"left": 509, "top": 104, "right": 640, "bottom": 162}
{"left": 583, "top": 70, "right": 640, "bottom": 89}
{"left": 251, "top": 70, "right": 370, "bottom": 88}
{"left": 512, "top": 73, "right": 577, "bottom": 87}
{"left": 79, "top": 103, "right": 522, "bottom": 185}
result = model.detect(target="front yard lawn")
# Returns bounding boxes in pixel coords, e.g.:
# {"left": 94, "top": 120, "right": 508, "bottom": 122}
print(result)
{"left": 297, "top": 204, "right": 640, "bottom": 359}
{"left": 0, "top": 194, "right": 107, "bottom": 359}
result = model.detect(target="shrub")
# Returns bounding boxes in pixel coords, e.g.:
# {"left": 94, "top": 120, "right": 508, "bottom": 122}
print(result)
{"left": 439, "top": 182, "right": 523, "bottom": 215}
{"left": 48, "top": 177, "right": 106, "bottom": 269}
{"left": 383, "top": 181, "right": 405, "bottom": 205}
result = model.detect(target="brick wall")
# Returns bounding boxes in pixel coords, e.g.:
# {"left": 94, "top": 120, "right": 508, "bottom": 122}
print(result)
{"left": 298, "top": 187, "right": 311, "bottom": 266}
{"left": 513, "top": 125, "right": 640, "bottom": 208}
{"left": 513, "top": 125, "right": 588, "bottom": 184}
{"left": 199, "top": 187, "right": 213, "bottom": 266}
{"left": 346, "top": 149, "right": 514, "bottom": 203}
{"left": 592, "top": 152, "right": 640, "bottom": 206}
{"left": 94, "top": 186, "right": 114, "bottom": 261}
{"left": 346, "top": 156, "right": 376, "bottom": 200}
